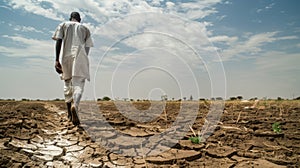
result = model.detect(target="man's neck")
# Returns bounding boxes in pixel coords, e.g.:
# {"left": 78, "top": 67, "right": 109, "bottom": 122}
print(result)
{"left": 70, "top": 18, "right": 79, "bottom": 23}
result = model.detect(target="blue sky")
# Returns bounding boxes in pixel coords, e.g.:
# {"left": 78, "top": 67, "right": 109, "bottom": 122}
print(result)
{"left": 0, "top": 0, "right": 299, "bottom": 100}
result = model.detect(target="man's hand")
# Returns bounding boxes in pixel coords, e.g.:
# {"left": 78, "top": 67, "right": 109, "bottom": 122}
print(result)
{"left": 54, "top": 39, "right": 63, "bottom": 74}
{"left": 55, "top": 61, "right": 63, "bottom": 74}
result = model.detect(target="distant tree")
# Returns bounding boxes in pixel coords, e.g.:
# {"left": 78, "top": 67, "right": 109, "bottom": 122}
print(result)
{"left": 295, "top": 96, "right": 300, "bottom": 100}
{"left": 189, "top": 95, "right": 193, "bottom": 101}
{"left": 230, "top": 97, "right": 237, "bottom": 101}
{"left": 161, "top": 95, "right": 168, "bottom": 101}
{"left": 237, "top": 96, "right": 243, "bottom": 100}
{"left": 211, "top": 97, "right": 215, "bottom": 100}
{"left": 130, "top": 98, "right": 134, "bottom": 101}
{"left": 277, "top": 97, "right": 283, "bottom": 101}
{"left": 199, "top": 98, "right": 206, "bottom": 101}
{"left": 216, "top": 97, "right": 223, "bottom": 100}
{"left": 183, "top": 97, "right": 187, "bottom": 101}
{"left": 172, "top": 98, "right": 175, "bottom": 101}
{"left": 97, "top": 98, "right": 102, "bottom": 101}
{"left": 178, "top": 99, "right": 182, "bottom": 102}
{"left": 102, "top": 96, "right": 111, "bottom": 101}
{"left": 249, "top": 97, "right": 258, "bottom": 101}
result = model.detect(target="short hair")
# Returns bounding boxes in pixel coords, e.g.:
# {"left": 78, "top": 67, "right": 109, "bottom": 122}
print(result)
{"left": 69, "top": 12, "right": 81, "bottom": 22}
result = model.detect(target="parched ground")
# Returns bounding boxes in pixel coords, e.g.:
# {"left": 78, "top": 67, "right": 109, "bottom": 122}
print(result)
{"left": 0, "top": 100, "right": 299, "bottom": 167}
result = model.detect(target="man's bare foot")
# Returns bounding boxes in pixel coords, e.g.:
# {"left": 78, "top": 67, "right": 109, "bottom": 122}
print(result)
{"left": 66, "top": 102, "right": 72, "bottom": 121}
{"left": 71, "top": 106, "right": 80, "bottom": 126}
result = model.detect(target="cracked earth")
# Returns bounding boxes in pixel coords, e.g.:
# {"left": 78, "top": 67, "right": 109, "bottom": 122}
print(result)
{"left": 0, "top": 100, "right": 299, "bottom": 167}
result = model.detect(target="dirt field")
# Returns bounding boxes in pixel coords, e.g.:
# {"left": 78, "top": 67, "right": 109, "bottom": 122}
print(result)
{"left": 0, "top": 100, "right": 299, "bottom": 167}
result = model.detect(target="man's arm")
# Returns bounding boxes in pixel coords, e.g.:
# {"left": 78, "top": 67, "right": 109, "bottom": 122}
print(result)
{"left": 55, "top": 39, "right": 63, "bottom": 74}
{"left": 56, "top": 39, "right": 62, "bottom": 61}
{"left": 84, "top": 27, "right": 93, "bottom": 55}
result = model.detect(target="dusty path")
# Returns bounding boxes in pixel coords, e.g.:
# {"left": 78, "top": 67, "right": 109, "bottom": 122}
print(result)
{"left": 0, "top": 100, "right": 299, "bottom": 167}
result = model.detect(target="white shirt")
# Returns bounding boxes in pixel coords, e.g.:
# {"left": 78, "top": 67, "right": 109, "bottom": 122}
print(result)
{"left": 52, "top": 21, "right": 93, "bottom": 81}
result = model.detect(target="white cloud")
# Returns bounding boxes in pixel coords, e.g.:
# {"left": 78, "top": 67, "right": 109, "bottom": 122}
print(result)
{"left": 0, "top": 5, "right": 12, "bottom": 10}
{"left": 246, "top": 32, "right": 277, "bottom": 45}
{"left": 217, "top": 15, "right": 227, "bottom": 21}
{"left": 223, "top": 1, "right": 232, "bottom": 5}
{"left": 14, "top": 25, "right": 44, "bottom": 34}
{"left": 90, "top": 12, "right": 218, "bottom": 74}
{"left": 219, "top": 32, "right": 298, "bottom": 61}
{"left": 209, "top": 35, "right": 238, "bottom": 44}
{"left": 255, "top": 51, "right": 300, "bottom": 72}
{"left": 0, "top": 35, "right": 53, "bottom": 58}
{"left": 5, "top": 0, "right": 222, "bottom": 24}
{"left": 256, "top": 2, "right": 275, "bottom": 13}
{"left": 5, "top": 0, "right": 163, "bottom": 23}
{"left": 5, "top": 0, "right": 64, "bottom": 21}
{"left": 90, "top": 11, "right": 213, "bottom": 48}
{"left": 256, "top": 9, "right": 263, "bottom": 13}
{"left": 150, "top": 0, "right": 164, "bottom": 7}
{"left": 277, "top": 36, "right": 298, "bottom": 40}
{"left": 173, "top": 0, "right": 222, "bottom": 20}
{"left": 166, "top": 2, "right": 175, "bottom": 9}
{"left": 265, "top": 3, "right": 275, "bottom": 10}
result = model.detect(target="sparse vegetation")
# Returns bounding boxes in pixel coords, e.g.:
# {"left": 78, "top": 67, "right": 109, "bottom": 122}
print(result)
{"left": 249, "top": 97, "right": 258, "bottom": 101}
{"left": 189, "top": 136, "right": 201, "bottom": 144}
{"left": 102, "top": 96, "right": 111, "bottom": 101}
{"left": 272, "top": 122, "right": 282, "bottom": 134}
{"left": 230, "top": 97, "right": 237, "bottom": 101}
{"left": 189, "top": 125, "right": 202, "bottom": 144}
{"left": 216, "top": 97, "right": 223, "bottom": 100}
{"left": 237, "top": 96, "right": 243, "bottom": 100}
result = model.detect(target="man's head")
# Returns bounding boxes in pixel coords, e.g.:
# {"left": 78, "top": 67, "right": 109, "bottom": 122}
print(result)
{"left": 69, "top": 12, "right": 81, "bottom": 22}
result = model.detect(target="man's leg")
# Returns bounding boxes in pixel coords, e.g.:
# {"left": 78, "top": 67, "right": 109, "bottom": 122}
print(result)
{"left": 73, "top": 77, "right": 85, "bottom": 110}
{"left": 66, "top": 102, "right": 72, "bottom": 121}
{"left": 64, "top": 79, "right": 73, "bottom": 121}
{"left": 71, "top": 77, "right": 85, "bottom": 125}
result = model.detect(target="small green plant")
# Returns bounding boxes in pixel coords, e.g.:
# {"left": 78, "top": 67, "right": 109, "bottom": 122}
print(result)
{"left": 189, "top": 136, "right": 201, "bottom": 144}
{"left": 272, "top": 122, "right": 281, "bottom": 133}
{"left": 188, "top": 125, "right": 202, "bottom": 144}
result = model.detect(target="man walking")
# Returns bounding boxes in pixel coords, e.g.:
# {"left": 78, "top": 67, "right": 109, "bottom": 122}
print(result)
{"left": 52, "top": 12, "right": 93, "bottom": 126}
